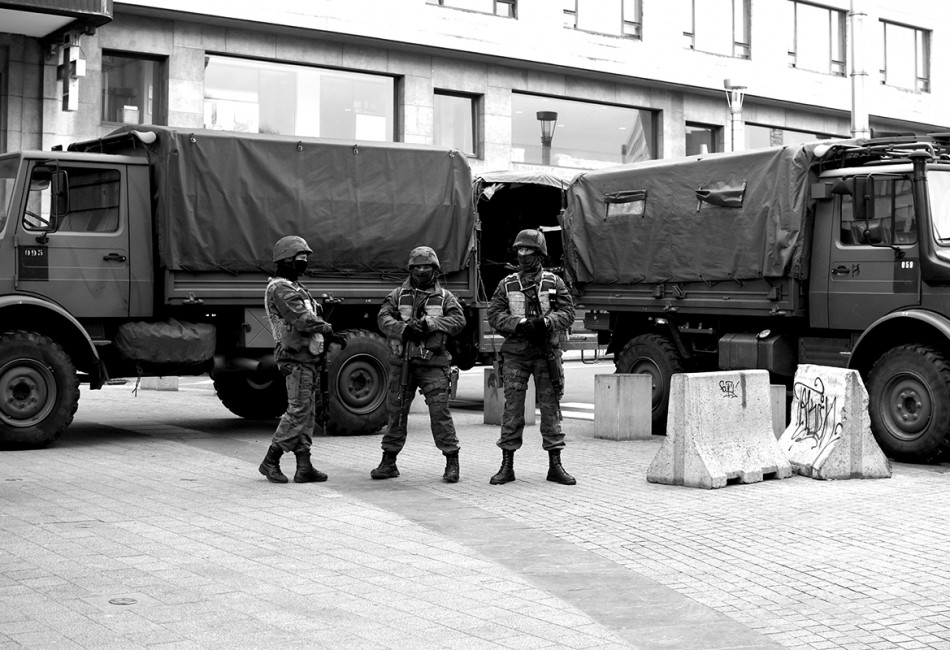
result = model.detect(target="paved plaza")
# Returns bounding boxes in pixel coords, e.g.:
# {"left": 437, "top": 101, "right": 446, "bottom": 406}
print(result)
{"left": 1, "top": 377, "right": 949, "bottom": 649}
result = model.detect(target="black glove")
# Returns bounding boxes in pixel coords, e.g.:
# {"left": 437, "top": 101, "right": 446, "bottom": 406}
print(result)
{"left": 403, "top": 321, "right": 427, "bottom": 342}
{"left": 515, "top": 319, "right": 534, "bottom": 337}
{"left": 529, "top": 318, "right": 547, "bottom": 344}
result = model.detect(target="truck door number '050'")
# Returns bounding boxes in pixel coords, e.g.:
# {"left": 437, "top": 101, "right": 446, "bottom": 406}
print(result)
{"left": 17, "top": 245, "right": 49, "bottom": 281}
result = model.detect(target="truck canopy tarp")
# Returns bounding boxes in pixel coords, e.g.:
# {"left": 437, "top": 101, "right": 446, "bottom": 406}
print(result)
{"left": 99, "top": 126, "right": 474, "bottom": 274}
{"left": 563, "top": 143, "right": 822, "bottom": 285}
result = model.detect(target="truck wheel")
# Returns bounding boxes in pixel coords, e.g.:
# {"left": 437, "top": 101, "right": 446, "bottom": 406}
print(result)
{"left": 213, "top": 371, "right": 287, "bottom": 420}
{"left": 615, "top": 333, "right": 684, "bottom": 434}
{"left": 0, "top": 331, "right": 80, "bottom": 449}
{"left": 867, "top": 344, "right": 950, "bottom": 463}
{"left": 318, "top": 329, "right": 390, "bottom": 436}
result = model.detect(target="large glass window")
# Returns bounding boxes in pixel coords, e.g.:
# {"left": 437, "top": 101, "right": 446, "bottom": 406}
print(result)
{"left": 427, "top": 0, "right": 516, "bottom": 17}
{"left": 745, "top": 124, "right": 844, "bottom": 149}
{"left": 565, "top": 0, "right": 642, "bottom": 39}
{"left": 788, "top": 1, "right": 846, "bottom": 76}
{"left": 203, "top": 56, "right": 395, "bottom": 140}
{"left": 685, "top": 0, "right": 750, "bottom": 59}
{"left": 686, "top": 123, "right": 720, "bottom": 155}
{"left": 879, "top": 20, "right": 930, "bottom": 92}
{"left": 434, "top": 91, "right": 478, "bottom": 157}
{"left": 101, "top": 52, "right": 164, "bottom": 125}
{"left": 839, "top": 176, "right": 915, "bottom": 246}
{"left": 511, "top": 93, "right": 656, "bottom": 169}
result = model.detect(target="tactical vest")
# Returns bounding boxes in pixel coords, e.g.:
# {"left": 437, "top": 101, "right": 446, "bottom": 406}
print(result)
{"left": 265, "top": 277, "right": 324, "bottom": 355}
{"left": 504, "top": 271, "right": 558, "bottom": 318}
{"left": 394, "top": 287, "right": 449, "bottom": 358}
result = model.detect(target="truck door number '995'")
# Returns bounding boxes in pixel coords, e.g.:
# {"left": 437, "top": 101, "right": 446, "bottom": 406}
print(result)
{"left": 18, "top": 245, "right": 48, "bottom": 280}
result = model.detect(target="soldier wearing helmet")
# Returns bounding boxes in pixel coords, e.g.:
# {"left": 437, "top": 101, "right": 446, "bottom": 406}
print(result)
{"left": 486, "top": 229, "right": 577, "bottom": 486}
{"left": 373, "top": 246, "right": 466, "bottom": 483}
{"left": 258, "top": 235, "right": 344, "bottom": 484}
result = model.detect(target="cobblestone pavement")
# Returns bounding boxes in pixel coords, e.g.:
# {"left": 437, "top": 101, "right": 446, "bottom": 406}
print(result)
{"left": 1, "top": 381, "right": 949, "bottom": 649}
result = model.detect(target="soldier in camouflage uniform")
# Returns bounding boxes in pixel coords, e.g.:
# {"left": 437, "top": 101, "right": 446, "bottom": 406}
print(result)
{"left": 373, "top": 246, "right": 466, "bottom": 482}
{"left": 487, "top": 229, "right": 576, "bottom": 485}
{"left": 258, "top": 235, "right": 344, "bottom": 484}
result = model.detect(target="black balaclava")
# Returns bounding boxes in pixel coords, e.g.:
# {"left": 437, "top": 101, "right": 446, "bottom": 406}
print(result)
{"left": 276, "top": 258, "right": 304, "bottom": 282}
{"left": 517, "top": 247, "right": 543, "bottom": 274}
{"left": 410, "top": 265, "right": 436, "bottom": 289}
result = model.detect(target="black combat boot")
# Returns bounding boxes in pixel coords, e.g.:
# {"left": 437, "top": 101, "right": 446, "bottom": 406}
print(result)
{"left": 258, "top": 444, "right": 288, "bottom": 484}
{"left": 370, "top": 451, "right": 400, "bottom": 479}
{"left": 293, "top": 451, "right": 328, "bottom": 483}
{"left": 489, "top": 449, "right": 515, "bottom": 485}
{"left": 443, "top": 450, "right": 460, "bottom": 483}
{"left": 546, "top": 449, "right": 576, "bottom": 485}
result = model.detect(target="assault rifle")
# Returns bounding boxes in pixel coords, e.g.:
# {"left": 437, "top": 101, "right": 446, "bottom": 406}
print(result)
{"left": 524, "top": 286, "right": 564, "bottom": 419}
{"left": 397, "top": 300, "right": 429, "bottom": 419}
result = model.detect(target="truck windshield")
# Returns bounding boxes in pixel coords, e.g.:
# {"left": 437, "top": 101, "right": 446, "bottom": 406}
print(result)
{"left": 0, "top": 155, "right": 19, "bottom": 234}
{"left": 930, "top": 170, "right": 950, "bottom": 244}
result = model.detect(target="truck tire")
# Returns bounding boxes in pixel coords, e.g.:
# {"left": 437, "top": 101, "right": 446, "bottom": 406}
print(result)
{"left": 317, "top": 329, "right": 390, "bottom": 436}
{"left": 615, "top": 333, "right": 684, "bottom": 434}
{"left": 0, "top": 331, "right": 80, "bottom": 449}
{"left": 867, "top": 344, "right": 950, "bottom": 463}
{"left": 213, "top": 371, "right": 287, "bottom": 420}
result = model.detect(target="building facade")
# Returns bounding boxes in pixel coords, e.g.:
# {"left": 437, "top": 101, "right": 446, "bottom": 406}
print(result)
{"left": 1, "top": 0, "right": 947, "bottom": 175}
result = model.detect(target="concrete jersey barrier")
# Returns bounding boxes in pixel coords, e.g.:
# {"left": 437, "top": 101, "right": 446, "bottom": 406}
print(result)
{"left": 647, "top": 370, "right": 792, "bottom": 489}
{"left": 779, "top": 364, "right": 891, "bottom": 480}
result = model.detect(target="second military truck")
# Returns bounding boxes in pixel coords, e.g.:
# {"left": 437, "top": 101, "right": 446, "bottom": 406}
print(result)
{"left": 563, "top": 136, "right": 950, "bottom": 463}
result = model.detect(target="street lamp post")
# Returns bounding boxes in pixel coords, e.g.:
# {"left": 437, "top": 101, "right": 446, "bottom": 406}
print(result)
{"left": 537, "top": 111, "right": 558, "bottom": 166}
{"left": 723, "top": 79, "right": 746, "bottom": 152}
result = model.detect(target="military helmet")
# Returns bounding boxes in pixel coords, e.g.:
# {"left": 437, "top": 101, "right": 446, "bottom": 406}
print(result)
{"left": 513, "top": 229, "right": 548, "bottom": 257}
{"left": 272, "top": 235, "right": 312, "bottom": 263}
{"left": 407, "top": 246, "right": 440, "bottom": 269}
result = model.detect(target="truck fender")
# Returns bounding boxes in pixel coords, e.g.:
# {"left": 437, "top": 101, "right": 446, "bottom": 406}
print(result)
{"left": 850, "top": 308, "right": 950, "bottom": 374}
{"left": 0, "top": 295, "right": 105, "bottom": 388}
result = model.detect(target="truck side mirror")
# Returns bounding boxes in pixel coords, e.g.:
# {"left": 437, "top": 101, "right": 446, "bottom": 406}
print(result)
{"left": 49, "top": 169, "right": 69, "bottom": 230}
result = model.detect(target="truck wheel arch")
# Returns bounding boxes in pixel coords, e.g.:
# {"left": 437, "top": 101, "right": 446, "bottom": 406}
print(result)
{"left": 0, "top": 297, "right": 104, "bottom": 388}
{"left": 850, "top": 309, "right": 950, "bottom": 376}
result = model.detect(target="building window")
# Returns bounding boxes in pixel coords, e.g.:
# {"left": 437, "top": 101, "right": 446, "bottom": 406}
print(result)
{"left": 788, "top": 1, "right": 846, "bottom": 76}
{"left": 745, "top": 124, "right": 844, "bottom": 149}
{"left": 879, "top": 20, "right": 930, "bottom": 92}
{"left": 428, "top": 0, "right": 517, "bottom": 17}
{"left": 686, "top": 123, "right": 720, "bottom": 155}
{"left": 565, "top": 0, "right": 642, "bottom": 39}
{"left": 101, "top": 52, "right": 164, "bottom": 125}
{"left": 203, "top": 56, "right": 395, "bottom": 140}
{"left": 434, "top": 91, "right": 478, "bottom": 158}
{"left": 684, "top": 0, "right": 750, "bottom": 59}
{"left": 511, "top": 93, "right": 656, "bottom": 169}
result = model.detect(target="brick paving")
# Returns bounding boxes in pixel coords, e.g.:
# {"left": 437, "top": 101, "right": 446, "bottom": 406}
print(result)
{"left": 1, "top": 378, "right": 949, "bottom": 649}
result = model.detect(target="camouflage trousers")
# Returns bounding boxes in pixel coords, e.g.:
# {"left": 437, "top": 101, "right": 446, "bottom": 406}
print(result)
{"left": 498, "top": 353, "right": 565, "bottom": 451}
{"left": 271, "top": 360, "right": 319, "bottom": 454}
{"left": 382, "top": 363, "right": 459, "bottom": 454}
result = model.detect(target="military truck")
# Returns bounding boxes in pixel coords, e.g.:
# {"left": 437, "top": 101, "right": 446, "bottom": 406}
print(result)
{"left": 562, "top": 136, "right": 950, "bottom": 463}
{"left": 0, "top": 126, "right": 498, "bottom": 448}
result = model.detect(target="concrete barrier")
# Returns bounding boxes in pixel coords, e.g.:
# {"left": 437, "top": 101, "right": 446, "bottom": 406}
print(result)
{"left": 594, "top": 374, "right": 652, "bottom": 441}
{"left": 771, "top": 384, "right": 787, "bottom": 439}
{"left": 647, "top": 370, "right": 792, "bottom": 489}
{"left": 779, "top": 365, "right": 891, "bottom": 480}
{"left": 484, "top": 368, "right": 535, "bottom": 426}
{"left": 139, "top": 376, "right": 179, "bottom": 391}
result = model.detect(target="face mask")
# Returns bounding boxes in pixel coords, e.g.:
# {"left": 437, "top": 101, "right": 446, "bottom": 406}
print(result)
{"left": 293, "top": 260, "right": 309, "bottom": 276}
{"left": 517, "top": 252, "right": 542, "bottom": 272}
{"left": 411, "top": 267, "right": 436, "bottom": 287}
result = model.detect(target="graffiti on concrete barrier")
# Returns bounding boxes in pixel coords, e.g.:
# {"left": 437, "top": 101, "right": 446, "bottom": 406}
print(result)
{"left": 790, "top": 375, "right": 842, "bottom": 452}
{"left": 719, "top": 380, "right": 738, "bottom": 398}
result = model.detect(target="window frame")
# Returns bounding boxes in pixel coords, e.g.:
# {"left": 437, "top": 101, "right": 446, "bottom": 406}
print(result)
{"left": 684, "top": 0, "right": 750, "bottom": 59}
{"left": 433, "top": 89, "right": 481, "bottom": 159}
{"left": 427, "top": 0, "right": 517, "bottom": 18}
{"left": 100, "top": 50, "right": 166, "bottom": 126}
{"left": 880, "top": 19, "right": 931, "bottom": 93}
{"left": 787, "top": 1, "right": 847, "bottom": 77}
{"left": 565, "top": 0, "right": 643, "bottom": 40}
